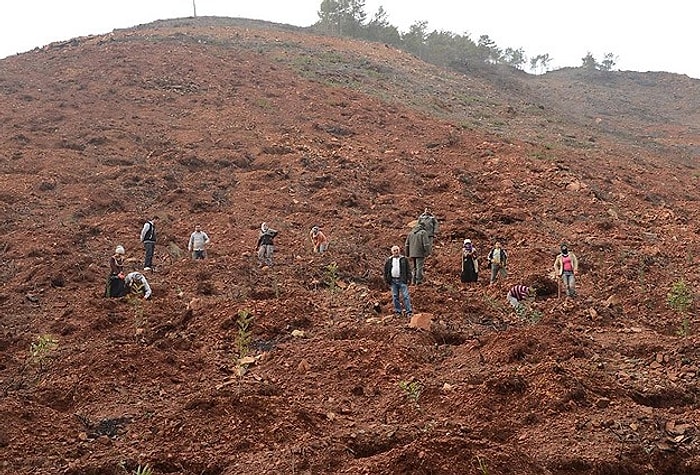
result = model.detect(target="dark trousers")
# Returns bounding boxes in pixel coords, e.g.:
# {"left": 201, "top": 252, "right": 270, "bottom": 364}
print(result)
{"left": 105, "top": 274, "right": 126, "bottom": 298}
{"left": 143, "top": 241, "right": 155, "bottom": 268}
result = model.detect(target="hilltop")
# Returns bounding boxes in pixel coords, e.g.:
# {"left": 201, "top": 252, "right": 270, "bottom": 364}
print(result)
{"left": 0, "top": 17, "right": 699, "bottom": 475}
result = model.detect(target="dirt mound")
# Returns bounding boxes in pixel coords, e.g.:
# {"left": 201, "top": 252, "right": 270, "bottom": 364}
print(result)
{"left": 0, "top": 17, "right": 699, "bottom": 475}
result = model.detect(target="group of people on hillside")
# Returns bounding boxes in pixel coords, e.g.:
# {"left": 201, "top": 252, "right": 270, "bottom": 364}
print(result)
{"left": 504, "top": 243, "right": 579, "bottom": 311}
{"left": 384, "top": 209, "right": 580, "bottom": 317}
{"left": 106, "top": 210, "right": 580, "bottom": 319}
{"left": 105, "top": 216, "right": 212, "bottom": 300}
{"left": 104, "top": 245, "right": 152, "bottom": 300}
{"left": 383, "top": 209, "right": 438, "bottom": 317}
{"left": 105, "top": 216, "right": 330, "bottom": 299}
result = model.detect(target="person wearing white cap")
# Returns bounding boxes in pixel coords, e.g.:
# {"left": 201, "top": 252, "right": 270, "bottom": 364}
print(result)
{"left": 460, "top": 239, "right": 479, "bottom": 283}
{"left": 105, "top": 245, "right": 126, "bottom": 298}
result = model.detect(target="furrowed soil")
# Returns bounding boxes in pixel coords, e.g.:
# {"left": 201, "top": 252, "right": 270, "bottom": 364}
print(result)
{"left": 0, "top": 17, "right": 699, "bottom": 475}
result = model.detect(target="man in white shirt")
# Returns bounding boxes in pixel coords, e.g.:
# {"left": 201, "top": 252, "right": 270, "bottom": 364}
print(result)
{"left": 382, "top": 245, "right": 413, "bottom": 317}
{"left": 188, "top": 225, "right": 211, "bottom": 260}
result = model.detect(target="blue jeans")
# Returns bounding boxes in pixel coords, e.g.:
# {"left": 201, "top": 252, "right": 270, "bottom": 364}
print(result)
{"left": 391, "top": 279, "right": 412, "bottom": 316}
{"left": 562, "top": 271, "right": 576, "bottom": 296}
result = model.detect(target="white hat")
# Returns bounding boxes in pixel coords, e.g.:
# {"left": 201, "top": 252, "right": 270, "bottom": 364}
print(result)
{"left": 464, "top": 239, "right": 471, "bottom": 244}
{"left": 115, "top": 245, "right": 125, "bottom": 255}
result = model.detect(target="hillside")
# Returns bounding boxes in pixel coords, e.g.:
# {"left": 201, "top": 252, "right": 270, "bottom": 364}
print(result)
{"left": 1, "top": 16, "right": 699, "bottom": 475}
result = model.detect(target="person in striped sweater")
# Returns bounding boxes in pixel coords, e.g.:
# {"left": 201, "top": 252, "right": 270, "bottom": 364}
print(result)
{"left": 506, "top": 284, "right": 531, "bottom": 310}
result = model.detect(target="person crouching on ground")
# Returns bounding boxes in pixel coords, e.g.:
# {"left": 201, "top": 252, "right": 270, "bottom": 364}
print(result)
{"left": 124, "top": 271, "right": 152, "bottom": 300}
{"left": 506, "top": 284, "right": 531, "bottom": 310}
{"left": 383, "top": 245, "right": 413, "bottom": 317}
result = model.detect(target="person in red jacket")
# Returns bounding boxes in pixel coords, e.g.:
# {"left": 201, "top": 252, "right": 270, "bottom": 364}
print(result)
{"left": 309, "top": 225, "right": 329, "bottom": 254}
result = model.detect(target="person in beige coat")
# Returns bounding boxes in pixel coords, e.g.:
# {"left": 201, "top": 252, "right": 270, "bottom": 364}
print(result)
{"left": 554, "top": 244, "right": 579, "bottom": 297}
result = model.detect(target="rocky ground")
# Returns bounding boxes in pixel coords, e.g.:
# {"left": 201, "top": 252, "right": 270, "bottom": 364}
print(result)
{"left": 0, "top": 17, "right": 699, "bottom": 475}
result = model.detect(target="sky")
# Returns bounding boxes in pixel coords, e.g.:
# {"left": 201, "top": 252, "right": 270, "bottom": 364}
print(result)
{"left": 1, "top": 1, "right": 698, "bottom": 79}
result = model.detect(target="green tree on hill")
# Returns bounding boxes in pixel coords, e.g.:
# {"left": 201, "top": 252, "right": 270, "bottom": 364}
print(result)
{"left": 402, "top": 20, "right": 428, "bottom": 59}
{"left": 317, "top": 0, "right": 367, "bottom": 37}
{"left": 599, "top": 52, "right": 617, "bottom": 71}
{"left": 314, "top": 0, "right": 550, "bottom": 74}
{"left": 365, "top": 6, "right": 401, "bottom": 46}
{"left": 503, "top": 47, "right": 526, "bottom": 69}
{"left": 477, "top": 35, "right": 501, "bottom": 64}
{"left": 581, "top": 51, "right": 598, "bottom": 70}
{"left": 530, "top": 53, "right": 552, "bottom": 74}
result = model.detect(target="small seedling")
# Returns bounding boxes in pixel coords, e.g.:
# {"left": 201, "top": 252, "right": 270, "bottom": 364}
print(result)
{"left": 323, "top": 262, "right": 340, "bottom": 292}
{"left": 398, "top": 380, "right": 423, "bottom": 407}
{"left": 515, "top": 304, "right": 542, "bottom": 324}
{"left": 667, "top": 279, "right": 693, "bottom": 337}
{"left": 668, "top": 279, "right": 693, "bottom": 313}
{"left": 483, "top": 295, "right": 505, "bottom": 312}
{"left": 677, "top": 317, "right": 691, "bottom": 338}
{"left": 29, "top": 334, "right": 58, "bottom": 370}
{"left": 127, "top": 295, "right": 147, "bottom": 341}
{"left": 133, "top": 464, "right": 153, "bottom": 475}
{"left": 235, "top": 309, "right": 254, "bottom": 375}
{"left": 475, "top": 456, "right": 490, "bottom": 475}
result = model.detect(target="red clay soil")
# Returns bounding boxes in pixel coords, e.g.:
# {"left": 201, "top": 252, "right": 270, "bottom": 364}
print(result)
{"left": 0, "top": 17, "right": 699, "bottom": 475}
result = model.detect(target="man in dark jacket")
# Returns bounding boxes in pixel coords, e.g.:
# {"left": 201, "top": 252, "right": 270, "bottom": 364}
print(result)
{"left": 140, "top": 216, "right": 157, "bottom": 271}
{"left": 405, "top": 220, "right": 432, "bottom": 285}
{"left": 383, "top": 245, "right": 413, "bottom": 317}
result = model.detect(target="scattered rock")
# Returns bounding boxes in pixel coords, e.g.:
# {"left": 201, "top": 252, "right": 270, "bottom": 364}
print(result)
{"left": 296, "top": 358, "right": 310, "bottom": 373}
{"left": 595, "top": 397, "right": 611, "bottom": 408}
{"left": 409, "top": 313, "right": 433, "bottom": 330}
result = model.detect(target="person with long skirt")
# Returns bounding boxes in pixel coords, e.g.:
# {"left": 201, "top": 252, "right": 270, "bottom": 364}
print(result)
{"left": 461, "top": 239, "right": 479, "bottom": 283}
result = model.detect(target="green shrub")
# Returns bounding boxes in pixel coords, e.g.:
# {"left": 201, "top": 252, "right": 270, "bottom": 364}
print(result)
{"left": 29, "top": 335, "right": 58, "bottom": 370}
{"left": 667, "top": 279, "right": 693, "bottom": 337}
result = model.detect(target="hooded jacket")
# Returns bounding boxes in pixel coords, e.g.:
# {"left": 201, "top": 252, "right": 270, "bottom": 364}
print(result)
{"left": 405, "top": 224, "right": 432, "bottom": 258}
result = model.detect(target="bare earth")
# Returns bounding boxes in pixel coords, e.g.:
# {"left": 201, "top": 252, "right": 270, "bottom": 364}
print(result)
{"left": 0, "top": 17, "right": 699, "bottom": 475}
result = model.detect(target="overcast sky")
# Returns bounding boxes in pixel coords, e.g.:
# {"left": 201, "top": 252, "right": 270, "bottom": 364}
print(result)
{"left": 1, "top": 1, "right": 698, "bottom": 79}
